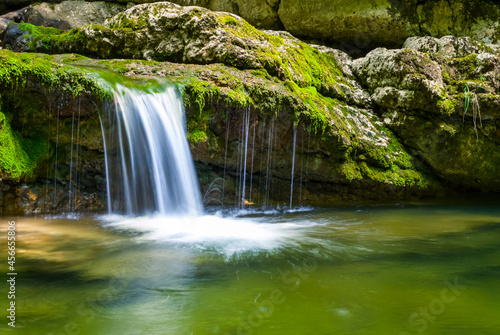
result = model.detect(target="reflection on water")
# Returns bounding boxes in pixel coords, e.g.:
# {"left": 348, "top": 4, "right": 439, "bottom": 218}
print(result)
{"left": 1, "top": 198, "right": 500, "bottom": 334}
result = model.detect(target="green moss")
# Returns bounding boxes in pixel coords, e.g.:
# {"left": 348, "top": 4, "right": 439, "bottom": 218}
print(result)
{"left": 0, "top": 49, "right": 111, "bottom": 99}
{"left": 437, "top": 98, "right": 456, "bottom": 114}
{"left": 225, "top": 88, "right": 251, "bottom": 107}
{"left": 0, "top": 110, "right": 49, "bottom": 180}
{"left": 340, "top": 125, "right": 435, "bottom": 189}
{"left": 0, "top": 50, "right": 113, "bottom": 180}
{"left": 184, "top": 81, "right": 221, "bottom": 114}
{"left": 451, "top": 54, "right": 479, "bottom": 74}
{"left": 182, "top": 80, "right": 220, "bottom": 143}
{"left": 15, "top": 23, "right": 85, "bottom": 51}
{"left": 340, "top": 161, "right": 363, "bottom": 181}
{"left": 217, "top": 14, "right": 239, "bottom": 26}
{"left": 187, "top": 130, "right": 208, "bottom": 143}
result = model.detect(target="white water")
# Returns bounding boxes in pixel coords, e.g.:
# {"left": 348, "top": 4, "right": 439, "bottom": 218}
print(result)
{"left": 101, "top": 84, "right": 202, "bottom": 216}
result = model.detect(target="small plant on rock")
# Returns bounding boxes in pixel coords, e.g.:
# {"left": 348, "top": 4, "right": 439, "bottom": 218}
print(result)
{"left": 463, "top": 76, "right": 485, "bottom": 139}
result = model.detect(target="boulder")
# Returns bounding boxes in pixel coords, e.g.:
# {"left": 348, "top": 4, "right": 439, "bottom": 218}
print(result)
{"left": 353, "top": 36, "right": 500, "bottom": 191}
{"left": 0, "top": 7, "right": 28, "bottom": 36}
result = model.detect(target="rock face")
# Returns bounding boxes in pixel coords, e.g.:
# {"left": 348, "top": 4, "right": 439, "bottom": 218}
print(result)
{"left": 278, "top": 0, "right": 500, "bottom": 53}
{"left": 0, "top": 8, "right": 26, "bottom": 36}
{"left": 3, "top": 0, "right": 500, "bottom": 51}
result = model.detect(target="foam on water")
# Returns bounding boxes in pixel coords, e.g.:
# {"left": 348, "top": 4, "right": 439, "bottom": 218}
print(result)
{"left": 99, "top": 212, "right": 311, "bottom": 256}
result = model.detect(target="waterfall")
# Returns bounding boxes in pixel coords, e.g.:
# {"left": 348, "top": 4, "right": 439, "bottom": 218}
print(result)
{"left": 100, "top": 83, "right": 203, "bottom": 216}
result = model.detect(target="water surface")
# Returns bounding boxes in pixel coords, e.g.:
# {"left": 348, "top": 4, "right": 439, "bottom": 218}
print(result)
{"left": 1, "top": 198, "right": 499, "bottom": 335}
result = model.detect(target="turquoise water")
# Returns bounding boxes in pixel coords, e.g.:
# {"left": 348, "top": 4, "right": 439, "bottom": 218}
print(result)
{"left": 1, "top": 198, "right": 499, "bottom": 334}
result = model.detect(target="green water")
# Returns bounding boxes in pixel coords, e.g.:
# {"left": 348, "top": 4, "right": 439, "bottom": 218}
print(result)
{"left": 1, "top": 198, "right": 500, "bottom": 335}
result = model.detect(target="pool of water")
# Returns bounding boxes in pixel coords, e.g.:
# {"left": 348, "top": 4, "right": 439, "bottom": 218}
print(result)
{"left": 1, "top": 197, "right": 500, "bottom": 335}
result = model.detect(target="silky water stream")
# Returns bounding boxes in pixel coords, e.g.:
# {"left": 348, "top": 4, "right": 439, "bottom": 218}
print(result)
{"left": 1, "top": 77, "right": 499, "bottom": 335}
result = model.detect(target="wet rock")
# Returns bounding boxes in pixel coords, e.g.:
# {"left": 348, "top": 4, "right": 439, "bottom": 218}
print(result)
{"left": 352, "top": 47, "right": 446, "bottom": 114}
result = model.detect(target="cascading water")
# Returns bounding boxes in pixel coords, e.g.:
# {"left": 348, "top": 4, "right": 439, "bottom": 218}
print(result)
{"left": 100, "top": 82, "right": 202, "bottom": 216}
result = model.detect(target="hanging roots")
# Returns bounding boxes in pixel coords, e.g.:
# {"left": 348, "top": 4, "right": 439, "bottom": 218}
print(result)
{"left": 463, "top": 83, "right": 483, "bottom": 140}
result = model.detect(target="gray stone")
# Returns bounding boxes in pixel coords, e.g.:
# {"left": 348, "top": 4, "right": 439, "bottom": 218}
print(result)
{"left": 403, "top": 36, "right": 482, "bottom": 58}
{"left": 0, "top": 7, "right": 28, "bottom": 37}
{"left": 20, "top": 1, "right": 127, "bottom": 30}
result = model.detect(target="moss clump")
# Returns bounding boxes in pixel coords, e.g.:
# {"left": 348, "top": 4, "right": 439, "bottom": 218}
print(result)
{"left": 340, "top": 126, "right": 435, "bottom": 189}
{"left": 0, "top": 110, "right": 49, "bottom": 180}
{"left": 183, "top": 80, "right": 221, "bottom": 114}
{"left": 15, "top": 23, "right": 86, "bottom": 52}
{"left": 181, "top": 80, "right": 220, "bottom": 143}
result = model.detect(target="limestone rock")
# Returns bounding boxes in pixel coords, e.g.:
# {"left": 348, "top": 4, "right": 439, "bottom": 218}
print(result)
{"left": 352, "top": 47, "right": 445, "bottom": 114}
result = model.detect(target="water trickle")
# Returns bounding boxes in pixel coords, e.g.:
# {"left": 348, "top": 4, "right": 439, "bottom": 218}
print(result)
{"left": 74, "top": 97, "right": 82, "bottom": 211}
{"left": 290, "top": 126, "right": 297, "bottom": 209}
{"left": 241, "top": 107, "right": 250, "bottom": 208}
{"left": 258, "top": 119, "right": 266, "bottom": 205}
{"left": 68, "top": 102, "right": 76, "bottom": 212}
{"left": 264, "top": 117, "right": 275, "bottom": 208}
{"left": 54, "top": 106, "right": 60, "bottom": 208}
{"left": 222, "top": 110, "right": 230, "bottom": 205}
{"left": 249, "top": 117, "right": 256, "bottom": 205}
{"left": 101, "top": 83, "right": 202, "bottom": 216}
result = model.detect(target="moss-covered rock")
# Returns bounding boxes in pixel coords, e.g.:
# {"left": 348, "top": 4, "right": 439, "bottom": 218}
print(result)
{"left": 61, "top": 52, "right": 440, "bottom": 199}
{"left": 353, "top": 36, "right": 500, "bottom": 191}
{"left": 278, "top": 0, "right": 500, "bottom": 54}
{"left": 0, "top": 49, "right": 111, "bottom": 213}
{"left": 3, "top": 2, "right": 355, "bottom": 103}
